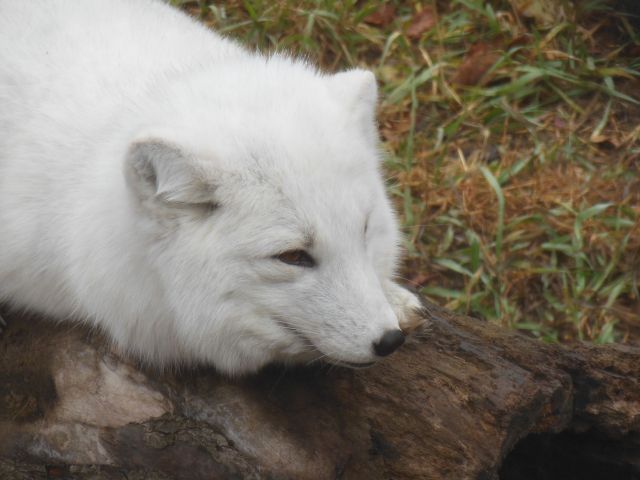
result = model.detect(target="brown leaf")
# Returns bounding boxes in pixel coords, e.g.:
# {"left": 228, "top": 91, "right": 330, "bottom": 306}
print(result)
{"left": 406, "top": 6, "right": 437, "bottom": 40}
{"left": 452, "top": 42, "right": 501, "bottom": 86}
{"left": 590, "top": 133, "right": 622, "bottom": 149}
{"left": 364, "top": 4, "right": 395, "bottom": 27}
{"left": 509, "top": 0, "right": 562, "bottom": 28}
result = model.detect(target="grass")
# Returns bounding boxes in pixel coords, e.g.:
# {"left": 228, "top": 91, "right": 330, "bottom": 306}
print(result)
{"left": 174, "top": 0, "right": 640, "bottom": 344}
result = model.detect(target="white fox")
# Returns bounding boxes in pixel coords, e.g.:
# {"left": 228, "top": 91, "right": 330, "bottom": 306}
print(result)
{"left": 0, "top": 0, "right": 424, "bottom": 375}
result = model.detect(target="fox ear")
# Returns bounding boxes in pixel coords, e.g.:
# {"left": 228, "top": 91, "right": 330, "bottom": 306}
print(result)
{"left": 125, "top": 139, "right": 216, "bottom": 207}
{"left": 327, "top": 69, "right": 378, "bottom": 139}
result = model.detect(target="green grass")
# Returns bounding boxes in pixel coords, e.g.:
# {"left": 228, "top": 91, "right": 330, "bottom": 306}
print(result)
{"left": 175, "top": 0, "right": 640, "bottom": 344}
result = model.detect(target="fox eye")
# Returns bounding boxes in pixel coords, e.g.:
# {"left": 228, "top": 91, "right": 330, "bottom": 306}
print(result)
{"left": 275, "top": 249, "right": 316, "bottom": 268}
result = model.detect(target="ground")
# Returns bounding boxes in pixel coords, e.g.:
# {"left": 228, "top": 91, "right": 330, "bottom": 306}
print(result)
{"left": 174, "top": 0, "right": 640, "bottom": 345}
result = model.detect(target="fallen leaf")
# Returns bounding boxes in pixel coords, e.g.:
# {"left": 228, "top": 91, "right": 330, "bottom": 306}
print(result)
{"left": 452, "top": 42, "right": 501, "bottom": 86}
{"left": 509, "top": 0, "right": 563, "bottom": 28}
{"left": 381, "top": 114, "right": 412, "bottom": 143}
{"left": 364, "top": 4, "right": 395, "bottom": 27}
{"left": 406, "top": 6, "right": 437, "bottom": 40}
{"left": 589, "top": 133, "right": 622, "bottom": 148}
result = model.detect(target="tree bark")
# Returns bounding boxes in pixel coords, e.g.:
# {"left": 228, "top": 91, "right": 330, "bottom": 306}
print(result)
{"left": 0, "top": 302, "right": 639, "bottom": 480}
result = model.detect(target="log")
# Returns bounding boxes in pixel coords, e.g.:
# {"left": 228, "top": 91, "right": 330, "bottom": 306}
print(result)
{"left": 0, "top": 302, "right": 639, "bottom": 480}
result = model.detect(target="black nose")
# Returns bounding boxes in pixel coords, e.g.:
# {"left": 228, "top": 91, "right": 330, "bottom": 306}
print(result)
{"left": 373, "top": 330, "right": 405, "bottom": 357}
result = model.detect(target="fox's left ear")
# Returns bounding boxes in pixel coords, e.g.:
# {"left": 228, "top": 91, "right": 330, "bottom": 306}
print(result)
{"left": 124, "top": 138, "right": 218, "bottom": 210}
{"left": 327, "top": 69, "right": 378, "bottom": 140}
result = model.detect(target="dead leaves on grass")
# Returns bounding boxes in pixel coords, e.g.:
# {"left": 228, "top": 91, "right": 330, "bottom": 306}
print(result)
{"left": 406, "top": 6, "right": 437, "bottom": 40}
{"left": 452, "top": 42, "right": 503, "bottom": 86}
{"left": 363, "top": 4, "right": 438, "bottom": 40}
{"left": 363, "top": 4, "right": 395, "bottom": 28}
{"left": 509, "top": 0, "right": 568, "bottom": 28}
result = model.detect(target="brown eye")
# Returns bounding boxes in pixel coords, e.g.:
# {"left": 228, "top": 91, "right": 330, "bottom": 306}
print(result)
{"left": 275, "top": 249, "right": 316, "bottom": 268}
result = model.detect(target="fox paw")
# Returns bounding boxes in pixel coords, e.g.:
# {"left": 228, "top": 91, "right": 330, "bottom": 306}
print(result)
{"left": 386, "top": 283, "right": 428, "bottom": 335}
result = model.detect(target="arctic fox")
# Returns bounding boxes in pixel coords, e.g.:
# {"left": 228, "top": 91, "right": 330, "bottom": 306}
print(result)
{"left": 0, "top": 0, "right": 424, "bottom": 375}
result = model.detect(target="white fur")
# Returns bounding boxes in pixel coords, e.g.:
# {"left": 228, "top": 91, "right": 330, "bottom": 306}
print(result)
{"left": 0, "top": 0, "right": 422, "bottom": 375}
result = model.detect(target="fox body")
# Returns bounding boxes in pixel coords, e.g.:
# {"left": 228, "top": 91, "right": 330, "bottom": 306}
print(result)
{"left": 0, "top": 0, "right": 423, "bottom": 375}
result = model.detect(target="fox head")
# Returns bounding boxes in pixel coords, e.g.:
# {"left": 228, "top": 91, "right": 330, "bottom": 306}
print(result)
{"left": 122, "top": 62, "right": 424, "bottom": 375}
